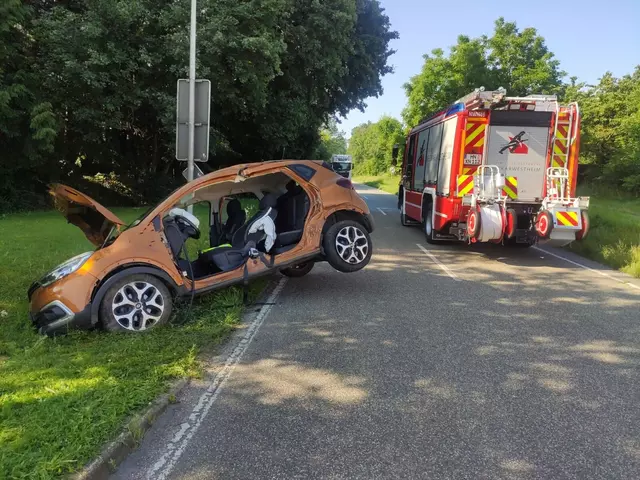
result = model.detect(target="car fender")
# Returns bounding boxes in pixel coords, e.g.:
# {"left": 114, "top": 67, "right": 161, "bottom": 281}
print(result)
{"left": 89, "top": 264, "right": 184, "bottom": 326}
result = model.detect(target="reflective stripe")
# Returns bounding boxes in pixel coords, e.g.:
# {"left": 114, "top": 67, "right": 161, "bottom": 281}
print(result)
{"left": 556, "top": 211, "right": 579, "bottom": 227}
{"left": 457, "top": 175, "right": 474, "bottom": 197}
{"left": 502, "top": 176, "right": 518, "bottom": 199}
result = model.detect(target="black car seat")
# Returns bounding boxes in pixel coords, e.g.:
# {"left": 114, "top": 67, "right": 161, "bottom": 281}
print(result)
{"left": 273, "top": 182, "right": 310, "bottom": 253}
{"left": 199, "top": 194, "right": 278, "bottom": 272}
{"left": 221, "top": 198, "right": 247, "bottom": 245}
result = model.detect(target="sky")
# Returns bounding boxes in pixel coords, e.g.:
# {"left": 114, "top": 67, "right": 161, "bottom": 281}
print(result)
{"left": 338, "top": 0, "right": 640, "bottom": 138}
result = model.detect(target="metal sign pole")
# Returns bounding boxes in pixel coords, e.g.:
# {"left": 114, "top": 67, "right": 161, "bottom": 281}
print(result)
{"left": 187, "top": 0, "right": 197, "bottom": 212}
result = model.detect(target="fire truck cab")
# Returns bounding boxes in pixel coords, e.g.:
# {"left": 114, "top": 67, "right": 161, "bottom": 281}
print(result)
{"left": 395, "top": 87, "right": 590, "bottom": 247}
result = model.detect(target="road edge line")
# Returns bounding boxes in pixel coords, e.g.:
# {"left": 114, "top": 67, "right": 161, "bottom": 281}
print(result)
{"left": 147, "top": 276, "right": 288, "bottom": 480}
{"left": 532, "top": 246, "right": 640, "bottom": 290}
{"left": 417, "top": 244, "right": 461, "bottom": 282}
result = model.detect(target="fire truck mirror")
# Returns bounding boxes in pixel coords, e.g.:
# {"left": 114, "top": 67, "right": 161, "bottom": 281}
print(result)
{"left": 391, "top": 144, "right": 400, "bottom": 165}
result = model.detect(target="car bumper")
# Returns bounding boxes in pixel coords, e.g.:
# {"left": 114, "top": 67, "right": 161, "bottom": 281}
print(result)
{"left": 30, "top": 301, "right": 93, "bottom": 336}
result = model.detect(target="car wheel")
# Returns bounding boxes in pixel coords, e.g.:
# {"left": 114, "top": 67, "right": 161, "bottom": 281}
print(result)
{"left": 99, "top": 274, "right": 172, "bottom": 332}
{"left": 323, "top": 220, "right": 372, "bottom": 273}
{"left": 280, "top": 262, "right": 315, "bottom": 278}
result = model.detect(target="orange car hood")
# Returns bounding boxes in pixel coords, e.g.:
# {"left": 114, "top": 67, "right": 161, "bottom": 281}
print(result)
{"left": 49, "top": 183, "right": 126, "bottom": 246}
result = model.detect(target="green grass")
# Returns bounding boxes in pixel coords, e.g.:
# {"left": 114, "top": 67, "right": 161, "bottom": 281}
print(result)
{"left": 0, "top": 207, "right": 266, "bottom": 479}
{"left": 353, "top": 173, "right": 400, "bottom": 195}
{"left": 569, "top": 187, "right": 640, "bottom": 278}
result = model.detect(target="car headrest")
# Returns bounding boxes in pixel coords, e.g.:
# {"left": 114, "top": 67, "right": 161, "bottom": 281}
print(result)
{"left": 259, "top": 193, "right": 277, "bottom": 210}
{"left": 226, "top": 198, "right": 242, "bottom": 216}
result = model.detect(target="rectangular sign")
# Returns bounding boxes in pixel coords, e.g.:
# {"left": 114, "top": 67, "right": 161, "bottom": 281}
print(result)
{"left": 176, "top": 79, "right": 211, "bottom": 162}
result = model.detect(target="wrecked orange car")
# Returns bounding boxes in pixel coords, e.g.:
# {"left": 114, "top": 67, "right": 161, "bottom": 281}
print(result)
{"left": 28, "top": 160, "right": 374, "bottom": 335}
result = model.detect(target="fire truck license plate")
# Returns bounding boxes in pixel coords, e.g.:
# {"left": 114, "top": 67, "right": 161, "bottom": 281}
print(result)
{"left": 464, "top": 154, "right": 482, "bottom": 166}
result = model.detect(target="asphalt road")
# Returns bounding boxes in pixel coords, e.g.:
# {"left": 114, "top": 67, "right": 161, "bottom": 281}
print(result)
{"left": 114, "top": 184, "right": 640, "bottom": 480}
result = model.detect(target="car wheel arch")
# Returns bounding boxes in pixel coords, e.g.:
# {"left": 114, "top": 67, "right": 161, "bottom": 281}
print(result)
{"left": 89, "top": 264, "right": 183, "bottom": 326}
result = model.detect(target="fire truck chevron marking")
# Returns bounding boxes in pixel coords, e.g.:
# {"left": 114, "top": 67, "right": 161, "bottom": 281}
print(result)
{"left": 464, "top": 122, "right": 486, "bottom": 148}
{"left": 502, "top": 176, "right": 518, "bottom": 199}
{"left": 556, "top": 211, "right": 579, "bottom": 227}
{"left": 556, "top": 125, "right": 568, "bottom": 139}
{"left": 457, "top": 175, "right": 474, "bottom": 197}
{"left": 554, "top": 141, "right": 568, "bottom": 155}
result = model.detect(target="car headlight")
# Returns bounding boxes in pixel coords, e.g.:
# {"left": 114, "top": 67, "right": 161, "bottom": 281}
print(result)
{"left": 39, "top": 251, "right": 93, "bottom": 287}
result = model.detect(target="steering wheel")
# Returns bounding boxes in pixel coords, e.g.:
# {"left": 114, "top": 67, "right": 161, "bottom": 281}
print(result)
{"left": 175, "top": 214, "right": 201, "bottom": 240}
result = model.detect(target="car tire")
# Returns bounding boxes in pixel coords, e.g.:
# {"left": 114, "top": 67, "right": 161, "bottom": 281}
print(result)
{"left": 99, "top": 274, "right": 173, "bottom": 332}
{"left": 323, "top": 220, "right": 372, "bottom": 273}
{"left": 423, "top": 202, "right": 437, "bottom": 244}
{"left": 280, "top": 262, "right": 314, "bottom": 278}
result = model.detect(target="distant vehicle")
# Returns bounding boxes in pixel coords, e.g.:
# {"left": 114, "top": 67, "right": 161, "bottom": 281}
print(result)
{"left": 393, "top": 87, "right": 589, "bottom": 247}
{"left": 331, "top": 154, "right": 353, "bottom": 180}
{"left": 28, "top": 160, "right": 374, "bottom": 335}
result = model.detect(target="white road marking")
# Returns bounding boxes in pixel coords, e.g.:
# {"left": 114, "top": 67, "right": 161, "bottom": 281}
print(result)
{"left": 361, "top": 195, "right": 369, "bottom": 200}
{"left": 376, "top": 207, "right": 387, "bottom": 216}
{"left": 417, "top": 244, "right": 461, "bottom": 282}
{"left": 146, "top": 277, "right": 288, "bottom": 480}
{"left": 533, "top": 246, "right": 640, "bottom": 291}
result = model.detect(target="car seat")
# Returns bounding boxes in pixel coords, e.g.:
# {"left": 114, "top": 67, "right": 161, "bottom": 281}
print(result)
{"left": 273, "top": 182, "right": 310, "bottom": 253}
{"left": 211, "top": 198, "right": 246, "bottom": 246}
{"left": 199, "top": 194, "right": 278, "bottom": 272}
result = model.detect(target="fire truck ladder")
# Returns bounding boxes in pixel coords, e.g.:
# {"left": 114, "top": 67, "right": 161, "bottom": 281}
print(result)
{"left": 551, "top": 102, "right": 579, "bottom": 170}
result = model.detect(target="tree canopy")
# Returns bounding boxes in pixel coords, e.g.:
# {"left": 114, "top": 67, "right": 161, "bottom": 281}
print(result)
{"left": 402, "top": 18, "right": 564, "bottom": 127}
{"left": 0, "top": 0, "right": 397, "bottom": 211}
{"left": 348, "top": 115, "right": 404, "bottom": 175}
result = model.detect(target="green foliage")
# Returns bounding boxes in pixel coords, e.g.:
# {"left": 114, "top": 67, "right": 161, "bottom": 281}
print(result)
{"left": 402, "top": 18, "right": 564, "bottom": 127}
{"left": 348, "top": 115, "right": 405, "bottom": 175}
{"left": 0, "top": 0, "right": 397, "bottom": 211}
{"left": 312, "top": 120, "right": 348, "bottom": 161}
{"left": 353, "top": 173, "right": 400, "bottom": 194}
{"left": 0, "top": 208, "right": 267, "bottom": 477}
{"left": 564, "top": 67, "right": 640, "bottom": 194}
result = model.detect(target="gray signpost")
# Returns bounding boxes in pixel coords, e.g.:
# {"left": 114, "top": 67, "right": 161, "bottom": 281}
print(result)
{"left": 175, "top": 78, "right": 211, "bottom": 163}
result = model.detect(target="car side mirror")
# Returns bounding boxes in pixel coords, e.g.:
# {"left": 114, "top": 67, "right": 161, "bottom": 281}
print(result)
{"left": 391, "top": 144, "right": 400, "bottom": 166}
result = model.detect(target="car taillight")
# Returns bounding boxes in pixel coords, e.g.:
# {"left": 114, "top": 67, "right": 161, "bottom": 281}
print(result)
{"left": 336, "top": 178, "right": 354, "bottom": 190}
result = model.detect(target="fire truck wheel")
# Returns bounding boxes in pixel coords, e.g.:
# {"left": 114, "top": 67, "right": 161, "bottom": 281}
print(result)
{"left": 323, "top": 220, "right": 373, "bottom": 273}
{"left": 505, "top": 208, "right": 517, "bottom": 239}
{"left": 576, "top": 210, "right": 590, "bottom": 240}
{"left": 466, "top": 207, "right": 481, "bottom": 240}
{"left": 535, "top": 210, "right": 553, "bottom": 239}
{"left": 400, "top": 211, "right": 411, "bottom": 227}
{"left": 423, "top": 202, "right": 436, "bottom": 244}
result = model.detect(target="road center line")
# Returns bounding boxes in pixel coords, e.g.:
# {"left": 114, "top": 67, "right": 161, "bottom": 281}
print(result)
{"left": 376, "top": 207, "right": 387, "bottom": 216}
{"left": 532, "top": 246, "right": 640, "bottom": 291}
{"left": 146, "top": 277, "right": 288, "bottom": 480}
{"left": 417, "top": 244, "right": 461, "bottom": 282}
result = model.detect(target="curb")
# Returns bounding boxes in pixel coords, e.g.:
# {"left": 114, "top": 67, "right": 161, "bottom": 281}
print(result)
{"left": 72, "top": 377, "right": 190, "bottom": 480}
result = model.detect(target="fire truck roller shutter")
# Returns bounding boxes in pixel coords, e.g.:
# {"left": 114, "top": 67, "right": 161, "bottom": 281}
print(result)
{"left": 437, "top": 116, "right": 459, "bottom": 195}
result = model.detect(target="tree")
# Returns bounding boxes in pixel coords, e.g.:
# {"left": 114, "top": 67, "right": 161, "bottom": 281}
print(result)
{"left": 0, "top": 0, "right": 397, "bottom": 211}
{"left": 312, "top": 120, "right": 348, "bottom": 161}
{"left": 402, "top": 18, "right": 564, "bottom": 127}
{"left": 348, "top": 115, "right": 404, "bottom": 175}
{"left": 565, "top": 67, "right": 640, "bottom": 193}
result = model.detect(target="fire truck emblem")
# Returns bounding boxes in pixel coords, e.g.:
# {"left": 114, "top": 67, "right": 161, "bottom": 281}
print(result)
{"left": 499, "top": 131, "right": 528, "bottom": 154}
{"left": 417, "top": 139, "right": 426, "bottom": 166}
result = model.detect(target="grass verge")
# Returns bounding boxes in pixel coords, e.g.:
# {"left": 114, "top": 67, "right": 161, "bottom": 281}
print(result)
{"left": 0, "top": 208, "right": 267, "bottom": 479}
{"left": 353, "top": 174, "right": 400, "bottom": 195}
{"left": 569, "top": 187, "right": 640, "bottom": 278}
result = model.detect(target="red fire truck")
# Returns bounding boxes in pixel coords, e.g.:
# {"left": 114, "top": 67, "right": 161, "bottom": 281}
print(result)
{"left": 394, "top": 87, "right": 590, "bottom": 247}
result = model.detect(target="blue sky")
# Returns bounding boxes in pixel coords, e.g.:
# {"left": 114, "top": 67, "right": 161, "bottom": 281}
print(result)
{"left": 338, "top": 0, "right": 640, "bottom": 138}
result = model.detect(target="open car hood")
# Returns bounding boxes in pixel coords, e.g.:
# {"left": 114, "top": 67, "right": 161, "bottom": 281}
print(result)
{"left": 49, "top": 183, "right": 126, "bottom": 246}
